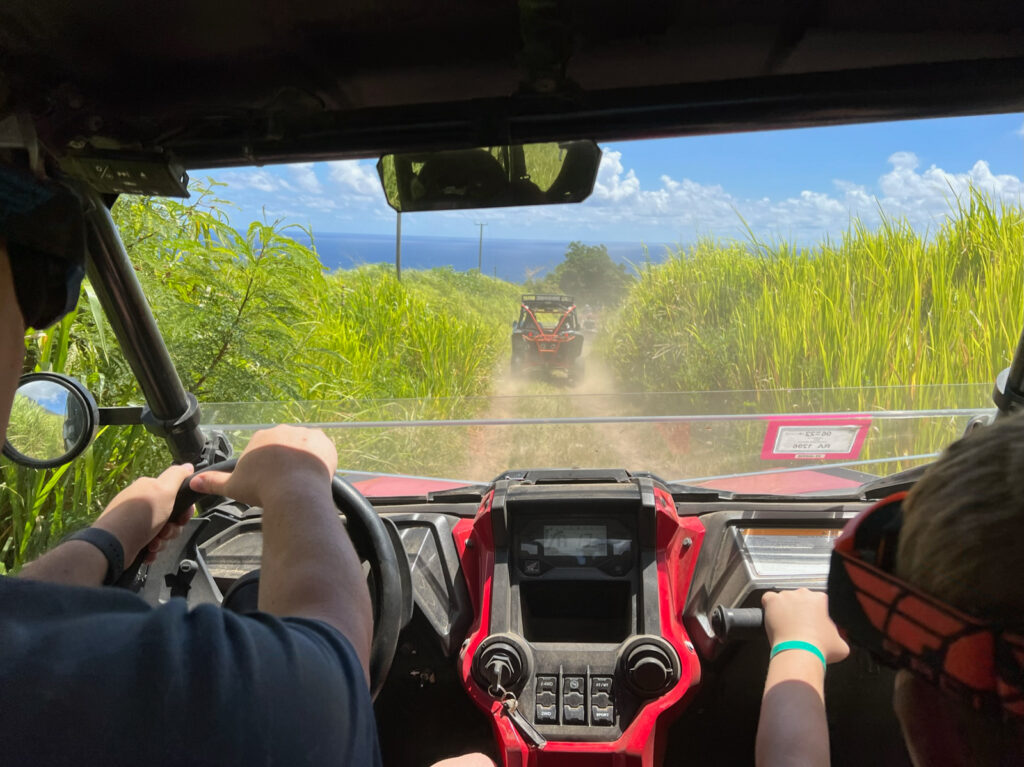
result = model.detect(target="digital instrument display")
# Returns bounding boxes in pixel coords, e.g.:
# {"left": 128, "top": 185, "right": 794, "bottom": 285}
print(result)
{"left": 541, "top": 524, "right": 608, "bottom": 557}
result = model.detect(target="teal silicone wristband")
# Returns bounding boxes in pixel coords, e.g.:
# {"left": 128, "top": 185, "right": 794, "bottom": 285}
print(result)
{"left": 770, "top": 640, "right": 827, "bottom": 671}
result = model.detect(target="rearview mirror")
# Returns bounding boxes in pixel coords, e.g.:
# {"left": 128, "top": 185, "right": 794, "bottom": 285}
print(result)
{"left": 377, "top": 140, "right": 602, "bottom": 212}
{"left": 2, "top": 374, "right": 99, "bottom": 469}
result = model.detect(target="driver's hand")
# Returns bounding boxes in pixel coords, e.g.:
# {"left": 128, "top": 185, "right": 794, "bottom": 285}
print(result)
{"left": 189, "top": 425, "right": 338, "bottom": 507}
{"left": 91, "top": 463, "right": 194, "bottom": 563}
{"left": 430, "top": 755, "right": 497, "bottom": 767}
{"left": 762, "top": 588, "right": 850, "bottom": 665}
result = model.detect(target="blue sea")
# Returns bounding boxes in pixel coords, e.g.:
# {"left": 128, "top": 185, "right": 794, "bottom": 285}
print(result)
{"left": 303, "top": 233, "right": 677, "bottom": 282}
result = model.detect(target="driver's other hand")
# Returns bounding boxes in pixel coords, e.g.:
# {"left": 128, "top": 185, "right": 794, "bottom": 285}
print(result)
{"left": 92, "top": 463, "right": 195, "bottom": 563}
{"left": 762, "top": 588, "right": 850, "bottom": 665}
{"left": 430, "top": 755, "right": 497, "bottom": 767}
{"left": 189, "top": 425, "right": 338, "bottom": 507}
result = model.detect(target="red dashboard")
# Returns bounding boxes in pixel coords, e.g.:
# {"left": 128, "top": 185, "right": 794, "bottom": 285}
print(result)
{"left": 452, "top": 475, "right": 705, "bottom": 766}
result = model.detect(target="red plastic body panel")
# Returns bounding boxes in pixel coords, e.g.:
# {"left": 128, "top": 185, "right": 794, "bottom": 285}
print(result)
{"left": 349, "top": 466, "right": 865, "bottom": 500}
{"left": 351, "top": 475, "right": 469, "bottom": 497}
{"left": 453, "top": 486, "right": 706, "bottom": 767}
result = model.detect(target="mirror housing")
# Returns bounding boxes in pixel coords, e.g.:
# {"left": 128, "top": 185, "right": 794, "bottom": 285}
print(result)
{"left": 377, "top": 140, "right": 601, "bottom": 212}
{"left": 2, "top": 373, "right": 99, "bottom": 469}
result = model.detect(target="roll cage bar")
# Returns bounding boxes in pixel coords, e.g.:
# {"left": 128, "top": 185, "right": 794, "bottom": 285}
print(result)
{"left": 81, "top": 189, "right": 208, "bottom": 464}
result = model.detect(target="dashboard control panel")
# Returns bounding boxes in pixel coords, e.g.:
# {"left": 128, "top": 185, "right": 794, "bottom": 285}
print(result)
{"left": 457, "top": 471, "right": 704, "bottom": 761}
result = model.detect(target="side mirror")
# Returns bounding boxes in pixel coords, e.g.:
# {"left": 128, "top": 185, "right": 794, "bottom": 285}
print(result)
{"left": 2, "top": 373, "right": 99, "bottom": 469}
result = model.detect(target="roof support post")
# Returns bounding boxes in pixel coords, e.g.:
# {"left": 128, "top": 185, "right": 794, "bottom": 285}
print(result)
{"left": 80, "top": 188, "right": 207, "bottom": 463}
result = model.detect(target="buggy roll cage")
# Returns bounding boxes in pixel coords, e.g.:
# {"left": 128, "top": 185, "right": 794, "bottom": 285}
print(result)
{"left": 518, "top": 296, "right": 578, "bottom": 335}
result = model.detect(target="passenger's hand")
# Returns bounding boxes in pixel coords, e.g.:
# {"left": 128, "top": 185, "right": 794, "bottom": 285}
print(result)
{"left": 189, "top": 425, "right": 338, "bottom": 508}
{"left": 762, "top": 588, "right": 850, "bottom": 665}
{"left": 92, "top": 463, "right": 195, "bottom": 563}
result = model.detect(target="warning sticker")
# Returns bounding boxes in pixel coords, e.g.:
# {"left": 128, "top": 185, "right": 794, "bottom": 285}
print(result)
{"left": 762, "top": 417, "right": 871, "bottom": 460}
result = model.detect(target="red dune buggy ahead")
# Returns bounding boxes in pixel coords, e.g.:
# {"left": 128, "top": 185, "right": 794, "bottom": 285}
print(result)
{"left": 510, "top": 294, "right": 585, "bottom": 383}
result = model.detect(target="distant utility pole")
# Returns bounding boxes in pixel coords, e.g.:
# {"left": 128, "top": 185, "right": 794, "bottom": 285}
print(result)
{"left": 476, "top": 222, "right": 487, "bottom": 272}
{"left": 395, "top": 211, "right": 402, "bottom": 281}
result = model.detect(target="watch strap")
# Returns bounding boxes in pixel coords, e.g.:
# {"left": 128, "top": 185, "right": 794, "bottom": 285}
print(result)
{"left": 64, "top": 527, "right": 125, "bottom": 586}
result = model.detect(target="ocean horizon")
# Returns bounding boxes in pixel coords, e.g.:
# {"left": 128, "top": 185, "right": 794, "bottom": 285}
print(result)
{"left": 301, "top": 232, "right": 678, "bottom": 282}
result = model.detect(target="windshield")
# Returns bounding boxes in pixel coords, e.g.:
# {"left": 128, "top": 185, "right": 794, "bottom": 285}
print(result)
{"left": 187, "top": 115, "right": 1022, "bottom": 493}
{"left": 4, "top": 113, "right": 1024, "bottom": 567}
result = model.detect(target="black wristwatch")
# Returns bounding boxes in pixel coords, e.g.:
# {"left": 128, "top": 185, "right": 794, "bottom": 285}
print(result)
{"left": 64, "top": 527, "right": 125, "bottom": 586}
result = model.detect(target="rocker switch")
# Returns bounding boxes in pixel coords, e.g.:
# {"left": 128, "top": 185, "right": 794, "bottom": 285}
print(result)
{"left": 591, "top": 676, "right": 615, "bottom": 726}
{"left": 535, "top": 676, "right": 558, "bottom": 724}
{"left": 562, "top": 676, "right": 585, "bottom": 724}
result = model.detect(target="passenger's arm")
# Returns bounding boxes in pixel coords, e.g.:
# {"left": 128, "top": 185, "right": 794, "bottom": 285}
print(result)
{"left": 18, "top": 464, "right": 192, "bottom": 587}
{"left": 755, "top": 589, "right": 850, "bottom": 767}
{"left": 189, "top": 425, "right": 373, "bottom": 680}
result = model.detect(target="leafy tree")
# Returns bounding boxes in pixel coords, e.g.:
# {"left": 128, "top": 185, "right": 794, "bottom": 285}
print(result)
{"left": 113, "top": 183, "right": 327, "bottom": 402}
{"left": 528, "top": 242, "right": 634, "bottom": 308}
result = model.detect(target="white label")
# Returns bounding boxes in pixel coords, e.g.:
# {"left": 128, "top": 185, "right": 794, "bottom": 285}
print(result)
{"left": 773, "top": 425, "right": 859, "bottom": 454}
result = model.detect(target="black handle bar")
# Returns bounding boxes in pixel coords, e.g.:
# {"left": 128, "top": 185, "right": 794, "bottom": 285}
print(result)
{"left": 116, "top": 459, "right": 238, "bottom": 589}
{"left": 711, "top": 605, "right": 765, "bottom": 641}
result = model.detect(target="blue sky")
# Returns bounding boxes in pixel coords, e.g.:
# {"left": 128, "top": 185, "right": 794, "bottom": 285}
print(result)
{"left": 196, "top": 113, "right": 1024, "bottom": 246}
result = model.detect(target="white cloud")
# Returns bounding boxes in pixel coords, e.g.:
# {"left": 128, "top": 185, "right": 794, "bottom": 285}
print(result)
{"left": 592, "top": 150, "right": 641, "bottom": 202}
{"left": 289, "top": 163, "right": 322, "bottom": 194}
{"left": 326, "top": 161, "right": 380, "bottom": 196}
{"left": 222, "top": 168, "right": 279, "bottom": 193}
{"left": 564, "top": 148, "right": 1024, "bottom": 241}
{"left": 204, "top": 149, "right": 1024, "bottom": 244}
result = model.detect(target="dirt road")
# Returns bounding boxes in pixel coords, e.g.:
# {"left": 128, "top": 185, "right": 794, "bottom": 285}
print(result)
{"left": 453, "top": 347, "right": 702, "bottom": 481}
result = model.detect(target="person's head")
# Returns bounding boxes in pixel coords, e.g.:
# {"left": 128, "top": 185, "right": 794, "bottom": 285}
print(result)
{"left": 0, "top": 160, "right": 88, "bottom": 442}
{"left": 0, "top": 238, "right": 27, "bottom": 441}
{"left": 891, "top": 415, "right": 1024, "bottom": 764}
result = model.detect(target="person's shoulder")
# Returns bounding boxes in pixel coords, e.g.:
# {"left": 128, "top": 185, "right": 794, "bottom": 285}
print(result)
{"left": 0, "top": 573, "right": 151, "bottom": 617}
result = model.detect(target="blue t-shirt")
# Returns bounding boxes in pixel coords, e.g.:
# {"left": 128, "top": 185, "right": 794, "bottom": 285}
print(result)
{"left": 0, "top": 576, "right": 382, "bottom": 766}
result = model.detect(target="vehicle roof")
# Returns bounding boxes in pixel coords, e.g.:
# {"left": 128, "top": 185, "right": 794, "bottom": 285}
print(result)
{"left": 522, "top": 295, "right": 575, "bottom": 309}
{"left": 2, "top": 1, "right": 1023, "bottom": 170}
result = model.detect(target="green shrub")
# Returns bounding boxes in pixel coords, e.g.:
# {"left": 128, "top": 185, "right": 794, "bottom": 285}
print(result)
{"left": 0, "top": 185, "right": 520, "bottom": 570}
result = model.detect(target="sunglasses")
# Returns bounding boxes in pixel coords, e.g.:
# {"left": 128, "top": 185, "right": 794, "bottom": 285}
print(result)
{"left": 1, "top": 164, "right": 86, "bottom": 330}
{"left": 828, "top": 492, "right": 1024, "bottom": 720}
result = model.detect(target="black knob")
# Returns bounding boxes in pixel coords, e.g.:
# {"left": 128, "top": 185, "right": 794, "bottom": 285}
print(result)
{"left": 711, "top": 605, "right": 765, "bottom": 641}
{"left": 475, "top": 640, "right": 525, "bottom": 692}
{"left": 624, "top": 642, "right": 675, "bottom": 696}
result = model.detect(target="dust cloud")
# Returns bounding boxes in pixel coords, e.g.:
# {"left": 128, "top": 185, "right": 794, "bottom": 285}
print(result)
{"left": 454, "top": 345, "right": 697, "bottom": 482}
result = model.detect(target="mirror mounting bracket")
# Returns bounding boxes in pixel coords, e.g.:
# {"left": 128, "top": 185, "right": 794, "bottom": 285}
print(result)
{"left": 140, "top": 392, "right": 233, "bottom": 468}
{"left": 140, "top": 391, "right": 201, "bottom": 441}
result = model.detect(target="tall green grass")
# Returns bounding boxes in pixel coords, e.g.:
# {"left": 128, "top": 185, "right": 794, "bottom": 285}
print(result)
{"left": 291, "top": 265, "right": 519, "bottom": 404}
{"left": 0, "top": 187, "right": 521, "bottom": 571}
{"left": 604, "top": 191, "right": 1023, "bottom": 396}
{"left": 602, "top": 191, "right": 1023, "bottom": 473}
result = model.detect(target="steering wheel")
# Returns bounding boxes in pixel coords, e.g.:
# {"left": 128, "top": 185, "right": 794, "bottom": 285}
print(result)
{"left": 119, "top": 459, "right": 404, "bottom": 699}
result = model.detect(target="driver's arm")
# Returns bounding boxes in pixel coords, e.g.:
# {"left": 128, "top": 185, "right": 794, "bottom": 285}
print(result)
{"left": 17, "top": 463, "right": 194, "bottom": 587}
{"left": 189, "top": 425, "right": 373, "bottom": 679}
